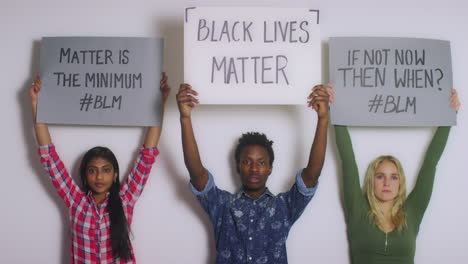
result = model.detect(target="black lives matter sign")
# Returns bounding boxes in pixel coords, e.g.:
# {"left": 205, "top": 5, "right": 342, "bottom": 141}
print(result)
{"left": 184, "top": 7, "right": 321, "bottom": 104}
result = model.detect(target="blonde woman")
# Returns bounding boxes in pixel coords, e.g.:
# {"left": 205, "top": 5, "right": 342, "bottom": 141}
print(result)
{"left": 333, "top": 88, "right": 460, "bottom": 264}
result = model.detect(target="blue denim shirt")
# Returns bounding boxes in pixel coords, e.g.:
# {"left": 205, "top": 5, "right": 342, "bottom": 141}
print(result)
{"left": 190, "top": 169, "right": 318, "bottom": 264}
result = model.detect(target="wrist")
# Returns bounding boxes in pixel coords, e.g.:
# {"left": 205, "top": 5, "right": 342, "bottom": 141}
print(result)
{"left": 180, "top": 115, "right": 192, "bottom": 121}
{"left": 317, "top": 115, "right": 329, "bottom": 124}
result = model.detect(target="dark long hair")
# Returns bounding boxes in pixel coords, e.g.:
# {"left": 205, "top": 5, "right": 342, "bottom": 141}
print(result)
{"left": 79, "top": 146, "right": 133, "bottom": 261}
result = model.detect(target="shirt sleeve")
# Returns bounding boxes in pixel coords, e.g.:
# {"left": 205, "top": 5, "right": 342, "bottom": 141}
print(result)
{"left": 334, "top": 125, "right": 366, "bottom": 220}
{"left": 189, "top": 171, "right": 233, "bottom": 226}
{"left": 277, "top": 169, "right": 318, "bottom": 225}
{"left": 38, "top": 144, "right": 84, "bottom": 208}
{"left": 407, "top": 126, "right": 451, "bottom": 218}
{"left": 120, "top": 146, "right": 159, "bottom": 206}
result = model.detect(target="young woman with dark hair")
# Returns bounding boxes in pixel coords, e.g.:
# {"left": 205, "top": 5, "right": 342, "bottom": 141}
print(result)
{"left": 30, "top": 73, "right": 169, "bottom": 263}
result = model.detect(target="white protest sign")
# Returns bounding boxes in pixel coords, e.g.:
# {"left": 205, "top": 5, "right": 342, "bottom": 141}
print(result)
{"left": 329, "top": 37, "right": 456, "bottom": 127}
{"left": 184, "top": 7, "right": 321, "bottom": 104}
{"left": 38, "top": 37, "right": 164, "bottom": 126}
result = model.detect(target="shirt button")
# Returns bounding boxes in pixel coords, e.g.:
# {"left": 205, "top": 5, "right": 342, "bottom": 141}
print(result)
{"left": 248, "top": 256, "right": 252, "bottom": 261}
{"left": 250, "top": 219, "right": 254, "bottom": 223}
{"left": 249, "top": 237, "right": 252, "bottom": 240}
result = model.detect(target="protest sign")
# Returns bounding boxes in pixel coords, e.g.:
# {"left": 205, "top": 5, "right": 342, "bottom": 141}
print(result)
{"left": 38, "top": 37, "right": 164, "bottom": 126}
{"left": 184, "top": 7, "right": 321, "bottom": 104}
{"left": 329, "top": 37, "right": 455, "bottom": 126}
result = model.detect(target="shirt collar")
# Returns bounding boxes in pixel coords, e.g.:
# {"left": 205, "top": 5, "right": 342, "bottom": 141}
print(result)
{"left": 86, "top": 191, "right": 110, "bottom": 206}
{"left": 236, "top": 188, "right": 274, "bottom": 200}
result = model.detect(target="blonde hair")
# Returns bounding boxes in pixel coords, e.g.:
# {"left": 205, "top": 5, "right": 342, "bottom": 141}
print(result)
{"left": 363, "top": 155, "right": 407, "bottom": 231}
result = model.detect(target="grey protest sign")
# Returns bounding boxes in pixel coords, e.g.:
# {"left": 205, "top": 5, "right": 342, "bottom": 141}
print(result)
{"left": 329, "top": 37, "right": 456, "bottom": 126}
{"left": 37, "top": 37, "right": 163, "bottom": 126}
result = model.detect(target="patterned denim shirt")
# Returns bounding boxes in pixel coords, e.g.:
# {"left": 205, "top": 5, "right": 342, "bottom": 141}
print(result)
{"left": 190, "top": 169, "right": 318, "bottom": 264}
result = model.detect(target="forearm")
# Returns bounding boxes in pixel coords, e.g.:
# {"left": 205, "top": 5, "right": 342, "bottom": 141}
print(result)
{"left": 334, "top": 125, "right": 362, "bottom": 214}
{"left": 143, "top": 105, "right": 166, "bottom": 148}
{"left": 180, "top": 116, "right": 208, "bottom": 190}
{"left": 409, "top": 126, "right": 451, "bottom": 207}
{"left": 120, "top": 147, "right": 158, "bottom": 204}
{"left": 302, "top": 117, "right": 329, "bottom": 188}
{"left": 422, "top": 126, "right": 451, "bottom": 164}
{"left": 144, "top": 126, "right": 162, "bottom": 148}
{"left": 34, "top": 123, "right": 52, "bottom": 146}
{"left": 334, "top": 125, "right": 358, "bottom": 173}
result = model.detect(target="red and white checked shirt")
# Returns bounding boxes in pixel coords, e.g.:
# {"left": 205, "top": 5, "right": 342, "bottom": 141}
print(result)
{"left": 39, "top": 144, "right": 159, "bottom": 264}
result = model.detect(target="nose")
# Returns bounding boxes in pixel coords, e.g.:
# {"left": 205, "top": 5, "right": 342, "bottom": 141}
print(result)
{"left": 383, "top": 177, "right": 389, "bottom": 186}
{"left": 250, "top": 163, "right": 259, "bottom": 172}
{"left": 96, "top": 170, "right": 103, "bottom": 180}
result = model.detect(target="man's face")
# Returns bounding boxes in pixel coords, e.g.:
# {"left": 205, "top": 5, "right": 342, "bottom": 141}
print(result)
{"left": 238, "top": 145, "right": 272, "bottom": 196}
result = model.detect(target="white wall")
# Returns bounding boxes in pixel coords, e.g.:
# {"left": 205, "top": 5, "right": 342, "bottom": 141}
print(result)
{"left": 1, "top": 0, "right": 467, "bottom": 263}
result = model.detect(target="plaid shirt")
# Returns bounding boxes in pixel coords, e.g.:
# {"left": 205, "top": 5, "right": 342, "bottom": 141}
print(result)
{"left": 39, "top": 144, "right": 159, "bottom": 264}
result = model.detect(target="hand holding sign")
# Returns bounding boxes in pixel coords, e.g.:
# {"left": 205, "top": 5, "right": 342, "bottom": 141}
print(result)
{"left": 308, "top": 84, "right": 331, "bottom": 119}
{"left": 30, "top": 75, "right": 41, "bottom": 122}
{"left": 160, "top": 72, "right": 170, "bottom": 105}
{"left": 450, "top": 89, "right": 460, "bottom": 111}
{"left": 176, "top": 84, "right": 200, "bottom": 118}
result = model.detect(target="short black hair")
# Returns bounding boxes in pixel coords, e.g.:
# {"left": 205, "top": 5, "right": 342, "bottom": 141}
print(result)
{"left": 234, "top": 132, "right": 274, "bottom": 172}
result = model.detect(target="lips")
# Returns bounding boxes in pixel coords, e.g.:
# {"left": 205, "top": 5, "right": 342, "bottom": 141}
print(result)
{"left": 95, "top": 183, "right": 106, "bottom": 188}
{"left": 247, "top": 177, "right": 260, "bottom": 184}
{"left": 382, "top": 190, "right": 392, "bottom": 193}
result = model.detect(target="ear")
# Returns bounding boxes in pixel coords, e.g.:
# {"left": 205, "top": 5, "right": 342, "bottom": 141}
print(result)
{"left": 113, "top": 172, "right": 118, "bottom": 183}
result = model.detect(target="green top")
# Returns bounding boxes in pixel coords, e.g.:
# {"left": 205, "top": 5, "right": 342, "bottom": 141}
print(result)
{"left": 334, "top": 126, "right": 450, "bottom": 264}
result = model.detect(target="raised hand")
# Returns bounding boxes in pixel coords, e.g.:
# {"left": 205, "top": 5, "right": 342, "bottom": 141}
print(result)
{"left": 450, "top": 89, "right": 460, "bottom": 111}
{"left": 307, "top": 83, "right": 331, "bottom": 119}
{"left": 30, "top": 75, "right": 41, "bottom": 121}
{"left": 160, "top": 72, "right": 170, "bottom": 105}
{"left": 176, "top": 84, "right": 199, "bottom": 118}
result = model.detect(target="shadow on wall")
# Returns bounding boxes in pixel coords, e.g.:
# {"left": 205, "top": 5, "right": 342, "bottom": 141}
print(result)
{"left": 322, "top": 40, "right": 346, "bottom": 209}
{"left": 156, "top": 18, "right": 216, "bottom": 264}
{"left": 20, "top": 40, "right": 71, "bottom": 264}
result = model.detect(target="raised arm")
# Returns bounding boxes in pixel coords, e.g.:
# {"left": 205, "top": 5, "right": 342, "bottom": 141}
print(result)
{"left": 407, "top": 126, "right": 450, "bottom": 212}
{"left": 30, "top": 76, "right": 51, "bottom": 146}
{"left": 327, "top": 83, "right": 365, "bottom": 216}
{"left": 120, "top": 72, "right": 169, "bottom": 204}
{"left": 407, "top": 89, "right": 459, "bottom": 212}
{"left": 30, "top": 76, "right": 83, "bottom": 207}
{"left": 143, "top": 72, "right": 170, "bottom": 148}
{"left": 176, "top": 84, "right": 208, "bottom": 191}
{"left": 334, "top": 125, "right": 365, "bottom": 217}
{"left": 301, "top": 84, "right": 330, "bottom": 188}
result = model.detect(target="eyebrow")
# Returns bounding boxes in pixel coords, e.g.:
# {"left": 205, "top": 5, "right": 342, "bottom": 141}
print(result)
{"left": 87, "top": 164, "right": 112, "bottom": 169}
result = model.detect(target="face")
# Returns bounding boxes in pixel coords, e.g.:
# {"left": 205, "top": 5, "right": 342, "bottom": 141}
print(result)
{"left": 373, "top": 160, "right": 400, "bottom": 203}
{"left": 85, "top": 157, "right": 117, "bottom": 196}
{"left": 238, "top": 145, "right": 272, "bottom": 195}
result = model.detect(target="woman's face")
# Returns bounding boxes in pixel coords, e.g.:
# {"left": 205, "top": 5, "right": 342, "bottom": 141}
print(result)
{"left": 85, "top": 157, "right": 117, "bottom": 196}
{"left": 373, "top": 160, "right": 400, "bottom": 203}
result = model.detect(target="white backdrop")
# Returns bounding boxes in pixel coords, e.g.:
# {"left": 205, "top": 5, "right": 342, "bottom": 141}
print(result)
{"left": 1, "top": 0, "right": 467, "bottom": 263}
